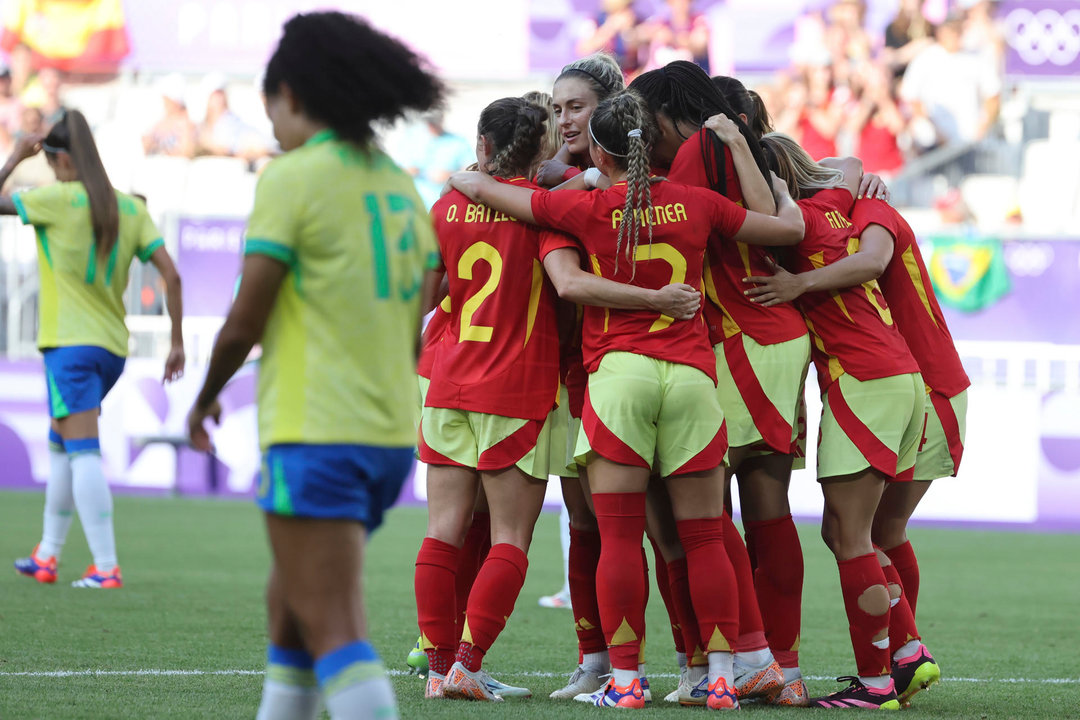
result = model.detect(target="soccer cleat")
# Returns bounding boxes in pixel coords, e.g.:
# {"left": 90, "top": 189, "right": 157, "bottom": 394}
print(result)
{"left": 680, "top": 673, "right": 709, "bottom": 706}
{"left": 480, "top": 669, "right": 531, "bottom": 699}
{"left": 640, "top": 675, "right": 652, "bottom": 703}
{"left": 406, "top": 636, "right": 428, "bottom": 676}
{"left": 538, "top": 588, "right": 572, "bottom": 609}
{"left": 892, "top": 644, "right": 941, "bottom": 706}
{"left": 808, "top": 676, "right": 901, "bottom": 709}
{"left": 442, "top": 661, "right": 503, "bottom": 702}
{"left": 71, "top": 564, "right": 122, "bottom": 589}
{"left": 591, "top": 677, "right": 646, "bottom": 709}
{"left": 14, "top": 545, "right": 57, "bottom": 584}
{"left": 425, "top": 671, "right": 446, "bottom": 699}
{"left": 551, "top": 665, "right": 606, "bottom": 700}
{"left": 706, "top": 676, "right": 740, "bottom": 710}
{"left": 771, "top": 676, "right": 809, "bottom": 706}
{"left": 664, "top": 665, "right": 690, "bottom": 702}
{"left": 734, "top": 658, "right": 784, "bottom": 702}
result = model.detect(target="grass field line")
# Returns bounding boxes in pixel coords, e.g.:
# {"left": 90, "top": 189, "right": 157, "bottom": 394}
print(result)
{"left": 1, "top": 669, "right": 1078, "bottom": 684}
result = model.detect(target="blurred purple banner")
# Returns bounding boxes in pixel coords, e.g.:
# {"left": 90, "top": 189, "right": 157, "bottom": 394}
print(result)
{"left": 175, "top": 216, "right": 244, "bottom": 317}
{"left": 1001, "top": 0, "right": 1080, "bottom": 77}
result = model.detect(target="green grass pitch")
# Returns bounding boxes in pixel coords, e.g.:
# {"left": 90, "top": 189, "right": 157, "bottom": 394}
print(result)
{"left": 1, "top": 491, "right": 1078, "bottom": 719}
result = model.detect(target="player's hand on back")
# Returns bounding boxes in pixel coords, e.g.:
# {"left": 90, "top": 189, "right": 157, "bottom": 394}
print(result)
{"left": 653, "top": 283, "right": 701, "bottom": 320}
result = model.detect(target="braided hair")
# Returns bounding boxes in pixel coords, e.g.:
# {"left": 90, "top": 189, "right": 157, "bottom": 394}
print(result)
{"left": 589, "top": 89, "right": 654, "bottom": 278}
{"left": 478, "top": 97, "right": 547, "bottom": 179}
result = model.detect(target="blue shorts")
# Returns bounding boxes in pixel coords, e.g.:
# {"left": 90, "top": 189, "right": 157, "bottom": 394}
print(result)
{"left": 257, "top": 443, "right": 415, "bottom": 530}
{"left": 42, "top": 346, "right": 126, "bottom": 419}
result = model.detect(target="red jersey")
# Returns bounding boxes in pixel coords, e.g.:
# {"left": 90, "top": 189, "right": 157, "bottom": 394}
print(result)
{"left": 427, "top": 177, "right": 564, "bottom": 420}
{"left": 417, "top": 303, "right": 449, "bottom": 379}
{"left": 851, "top": 199, "right": 970, "bottom": 397}
{"left": 532, "top": 180, "right": 748, "bottom": 382}
{"left": 791, "top": 189, "right": 919, "bottom": 389}
{"left": 667, "top": 129, "right": 808, "bottom": 347}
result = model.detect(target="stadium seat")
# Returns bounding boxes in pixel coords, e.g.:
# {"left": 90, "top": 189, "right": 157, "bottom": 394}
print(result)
{"left": 959, "top": 174, "right": 1020, "bottom": 231}
{"left": 1018, "top": 140, "right": 1080, "bottom": 233}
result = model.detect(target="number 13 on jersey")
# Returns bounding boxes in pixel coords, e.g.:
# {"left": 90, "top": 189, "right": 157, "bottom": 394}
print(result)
{"left": 364, "top": 192, "right": 425, "bottom": 302}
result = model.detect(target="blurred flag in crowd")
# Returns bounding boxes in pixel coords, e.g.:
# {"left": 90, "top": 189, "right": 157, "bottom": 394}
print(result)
{"left": 928, "top": 234, "right": 1011, "bottom": 313}
{"left": 1, "top": 0, "right": 129, "bottom": 73}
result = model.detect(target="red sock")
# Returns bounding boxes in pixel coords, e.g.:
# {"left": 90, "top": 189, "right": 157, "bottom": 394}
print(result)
{"left": 455, "top": 512, "right": 490, "bottom": 638}
{"left": 415, "top": 537, "right": 460, "bottom": 676}
{"left": 667, "top": 558, "right": 706, "bottom": 666}
{"left": 650, "top": 539, "right": 684, "bottom": 654}
{"left": 677, "top": 517, "right": 738, "bottom": 655}
{"left": 744, "top": 514, "right": 803, "bottom": 668}
{"left": 458, "top": 543, "right": 529, "bottom": 672}
{"left": 593, "top": 492, "right": 647, "bottom": 671}
{"left": 723, "top": 513, "right": 766, "bottom": 652}
{"left": 569, "top": 527, "right": 606, "bottom": 655}
{"left": 880, "top": 557, "right": 920, "bottom": 656}
{"left": 838, "top": 553, "right": 891, "bottom": 678}
{"left": 884, "top": 541, "right": 920, "bottom": 617}
{"left": 640, "top": 543, "right": 650, "bottom": 662}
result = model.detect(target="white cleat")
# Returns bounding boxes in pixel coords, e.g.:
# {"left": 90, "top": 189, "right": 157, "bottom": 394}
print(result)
{"left": 551, "top": 665, "right": 607, "bottom": 700}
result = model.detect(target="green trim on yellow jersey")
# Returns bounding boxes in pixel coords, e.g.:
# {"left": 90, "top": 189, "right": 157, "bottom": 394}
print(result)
{"left": 137, "top": 238, "right": 164, "bottom": 263}
{"left": 245, "top": 238, "right": 298, "bottom": 267}
{"left": 34, "top": 226, "right": 53, "bottom": 268}
{"left": 12, "top": 192, "right": 29, "bottom": 225}
{"left": 305, "top": 129, "right": 337, "bottom": 147}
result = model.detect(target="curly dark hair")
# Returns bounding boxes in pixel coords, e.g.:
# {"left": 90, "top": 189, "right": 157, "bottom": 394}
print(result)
{"left": 262, "top": 12, "right": 444, "bottom": 146}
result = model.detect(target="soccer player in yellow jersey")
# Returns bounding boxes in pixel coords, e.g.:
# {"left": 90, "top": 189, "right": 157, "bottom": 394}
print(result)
{"left": 0, "top": 111, "right": 184, "bottom": 589}
{"left": 186, "top": 13, "right": 442, "bottom": 720}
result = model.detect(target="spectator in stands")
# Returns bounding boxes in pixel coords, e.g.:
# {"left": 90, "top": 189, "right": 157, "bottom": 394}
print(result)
{"left": 197, "top": 75, "right": 270, "bottom": 164}
{"left": 20, "top": 67, "right": 65, "bottom": 126}
{"left": 576, "top": 0, "right": 641, "bottom": 76}
{"left": 900, "top": 12, "right": 1001, "bottom": 150}
{"left": 3, "top": 106, "right": 51, "bottom": 190}
{"left": 824, "top": 0, "right": 873, "bottom": 87}
{"left": 849, "top": 64, "right": 906, "bottom": 176}
{"left": 960, "top": 0, "right": 1004, "bottom": 68}
{"left": 142, "top": 73, "right": 197, "bottom": 158}
{"left": 774, "top": 63, "right": 847, "bottom": 161}
{"left": 640, "top": 0, "right": 711, "bottom": 73}
{"left": 0, "top": 64, "right": 22, "bottom": 136}
{"left": 882, "top": 0, "right": 935, "bottom": 74}
{"left": 404, "top": 112, "right": 474, "bottom": 209}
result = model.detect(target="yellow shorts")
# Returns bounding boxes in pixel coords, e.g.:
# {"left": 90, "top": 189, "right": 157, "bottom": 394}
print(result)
{"left": 715, "top": 333, "right": 810, "bottom": 454}
{"left": 547, "top": 384, "right": 580, "bottom": 478}
{"left": 419, "top": 406, "right": 552, "bottom": 480}
{"left": 817, "top": 372, "right": 924, "bottom": 482}
{"left": 575, "top": 352, "right": 726, "bottom": 477}
{"left": 913, "top": 388, "right": 967, "bottom": 481}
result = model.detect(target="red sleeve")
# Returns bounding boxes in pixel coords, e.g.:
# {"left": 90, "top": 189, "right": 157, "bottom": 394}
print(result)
{"left": 696, "top": 187, "right": 748, "bottom": 238}
{"left": 562, "top": 166, "right": 582, "bottom": 181}
{"left": 539, "top": 229, "right": 581, "bottom": 262}
{"left": 814, "top": 188, "right": 856, "bottom": 216}
{"left": 667, "top": 131, "right": 709, "bottom": 187}
{"left": 531, "top": 188, "right": 593, "bottom": 237}
{"left": 850, "top": 198, "right": 900, "bottom": 239}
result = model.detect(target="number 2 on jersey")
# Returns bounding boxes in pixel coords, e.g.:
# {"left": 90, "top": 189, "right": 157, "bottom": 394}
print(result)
{"left": 633, "top": 243, "right": 687, "bottom": 332}
{"left": 458, "top": 241, "right": 502, "bottom": 342}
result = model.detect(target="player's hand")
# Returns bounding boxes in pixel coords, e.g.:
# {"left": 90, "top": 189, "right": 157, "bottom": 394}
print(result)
{"left": 535, "top": 158, "right": 573, "bottom": 188}
{"left": 11, "top": 133, "right": 44, "bottom": 163}
{"left": 187, "top": 399, "right": 221, "bottom": 453}
{"left": 703, "top": 113, "right": 742, "bottom": 145}
{"left": 742, "top": 257, "right": 806, "bottom": 307}
{"left": 447, "top": 171, "right": 489, "bottom": 202}
{"left": 770, "top": 171, "right": 791, "bottom": 201}
{"left": 859, "top": 173, "right": 891, "bottom": 202}
{"left": 163, "top": 345, "right": 185, "bottom": 383}
{"left": 652, "top": 283, "right": 701, "bottom": 320}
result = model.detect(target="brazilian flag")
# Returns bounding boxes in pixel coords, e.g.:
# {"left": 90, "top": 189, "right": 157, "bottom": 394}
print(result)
{"left": 927, "top": 233, "right": 1011, "bottom": 313}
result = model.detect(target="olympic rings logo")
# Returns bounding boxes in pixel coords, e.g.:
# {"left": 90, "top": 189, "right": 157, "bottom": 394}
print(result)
{"left": 1004, "top": 8, "right": 1080, "bottom": 66}
{"left": 1005, "top": 243, "right": 1054, "bottom": 277}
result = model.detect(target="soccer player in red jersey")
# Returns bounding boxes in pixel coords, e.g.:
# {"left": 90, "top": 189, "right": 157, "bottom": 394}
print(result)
{"left": 743, "top": 195, "right": 964, "bottom": 705}
{"left": 414, "top": 96, "right": 700, "bottom": 703}
{"left": 756, "top": 132, "right": 926, "bottom": 710}
{"left": 450, "top": 88, "right": 805, "bottom": 710}
{"left": 631, "top": 62, "right": 806, "bottom": 705}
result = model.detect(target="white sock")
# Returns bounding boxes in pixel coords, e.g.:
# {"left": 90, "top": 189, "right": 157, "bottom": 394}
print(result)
{"left": 256, "top": 680, "right": 320, "bottom": 720}
{"left": 782, "top": 666, "right": 802, "bottom": 684}
{"left": 582, "top": 651, "right": 609, "bottom": 673}
{"left": 558, "top": 504, "right": 571, "bottom": 596}
{"left": 689, "top": 665, "right": 708, "bottom": 685}
{"left": 708, "top": 651, "right": 734, "bottom": 686}
{"left": 735, "top": 647, "right": 773, "bottom": 669}
{"left": 637, "top": 662, "right": 646, "bottom": 678}
{"left": 860, "top": 675, "right": 892, "bottom": 690}
{"left": 324, "top": 675, "right": 398, "bottom": 720}
{"left": 893, "top": 640, "right": 921, "bottom": 662}
{"left": 39, "top": 448, "right": 74, "bottom": 559}
{"left": 613, "top": 668, "right": 638, "bottom": 687}
{"left": 71, "top": 453, "right": 117, "bottom": 572}
{"left": 675, "top": 651, "right": 687, "bottom": 670}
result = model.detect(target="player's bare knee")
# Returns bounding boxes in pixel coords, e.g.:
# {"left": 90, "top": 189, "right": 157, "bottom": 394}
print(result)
{"left": 858, "top": 584, "right": 891, "bottom": 616}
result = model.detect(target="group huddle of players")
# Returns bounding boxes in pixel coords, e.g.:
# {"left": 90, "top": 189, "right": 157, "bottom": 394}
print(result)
{"left": 410, "top": 52, "right": 968, "bottom": 711}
